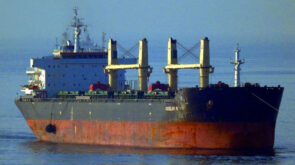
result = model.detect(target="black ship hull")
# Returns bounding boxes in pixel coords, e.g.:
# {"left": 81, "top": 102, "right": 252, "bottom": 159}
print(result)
{"left": 15, "top": 86, "right": 284, "bottom": 149}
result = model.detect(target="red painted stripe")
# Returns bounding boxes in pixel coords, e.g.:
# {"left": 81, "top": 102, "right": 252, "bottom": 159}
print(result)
{"left": 60, "top": 52, "right": 107, "bottom": 55}
{"left": 26, "top": 120, "right": 275, "bottom": 149}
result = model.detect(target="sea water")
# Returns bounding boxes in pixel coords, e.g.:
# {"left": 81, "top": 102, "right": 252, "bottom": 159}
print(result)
{"left": 0, "top": 44, "right": 294, "bottom": 164}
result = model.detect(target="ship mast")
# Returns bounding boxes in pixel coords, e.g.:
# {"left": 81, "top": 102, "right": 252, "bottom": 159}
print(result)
{"left": 102, "top": 32, "right": 106, "bottom": 51}
{"left": 71, "top": 7, "right": 85, "bottom": 53}
{"left": 231, "top": 44, "right": 245, "bottom": 87}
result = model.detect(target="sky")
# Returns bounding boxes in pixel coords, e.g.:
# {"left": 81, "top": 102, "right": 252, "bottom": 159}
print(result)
{"left": 0, "top": 0, "right": 294, "bottom": 54}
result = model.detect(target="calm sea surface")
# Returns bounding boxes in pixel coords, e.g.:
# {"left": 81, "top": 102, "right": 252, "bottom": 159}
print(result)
{"left": 0, "top": 45, "right": 294, "bottom": 164}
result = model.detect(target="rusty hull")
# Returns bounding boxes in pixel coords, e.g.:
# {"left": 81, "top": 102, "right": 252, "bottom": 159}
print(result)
{"left": 16, "top": 86, "right": 284, "bottom": 149}
{"left": 27, "top": 120, "right": 275, "bottom": 149}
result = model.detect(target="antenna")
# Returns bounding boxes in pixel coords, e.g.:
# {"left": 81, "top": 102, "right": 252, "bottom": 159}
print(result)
{"left": 71, "top": 7, "right": 85, "bottom": 53}
{"left": 102, "top": 32, "right": 106, "bottom": 51}
{"left": 55, "top": 38, "right": 59, "bottom": 49}
{"left": 83, "top": 25, "right": 87, "bottom": 32}
{"left": 73, "top": 6, "right": 78, "bottom": 17}
{"left": 61, "top": 31, "right": 68, "bottom": 46}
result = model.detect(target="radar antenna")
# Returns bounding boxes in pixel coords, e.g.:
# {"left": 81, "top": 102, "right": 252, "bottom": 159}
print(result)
{"left": 71, "top": 7, "right": 85, "bottom": 53}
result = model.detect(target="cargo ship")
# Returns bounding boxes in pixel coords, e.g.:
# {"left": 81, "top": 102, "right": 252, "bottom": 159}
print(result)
{"left": 15, "top": 8, "right": 284, "bottom": 149}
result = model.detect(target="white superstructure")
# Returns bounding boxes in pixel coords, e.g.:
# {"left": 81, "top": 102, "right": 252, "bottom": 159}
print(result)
{"left": 22, "top": 8, "right": 136, "bottom": 97}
